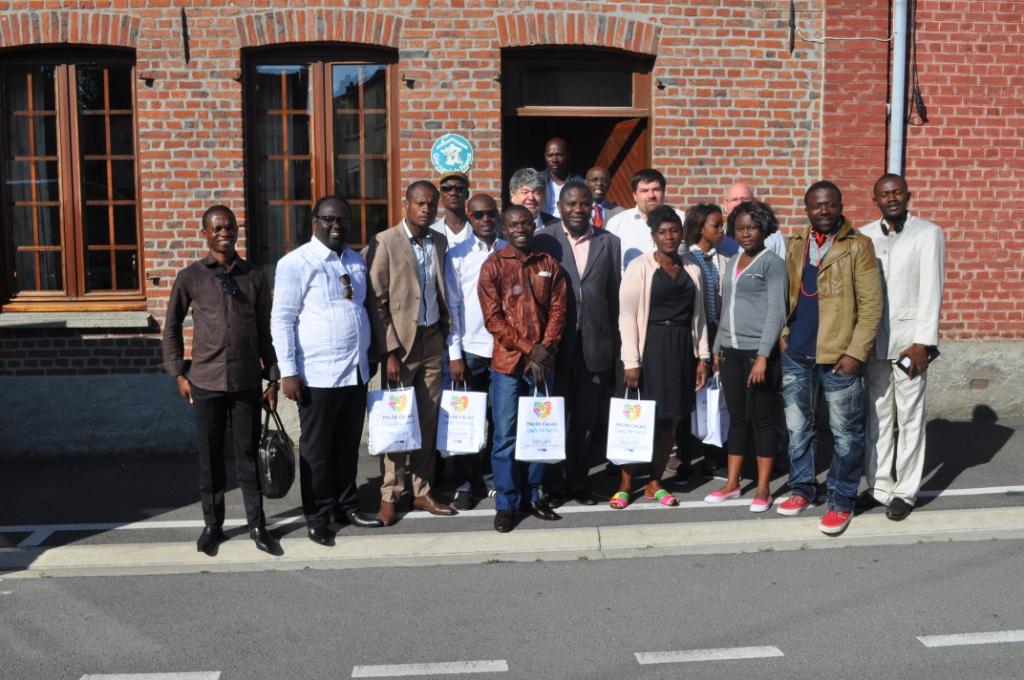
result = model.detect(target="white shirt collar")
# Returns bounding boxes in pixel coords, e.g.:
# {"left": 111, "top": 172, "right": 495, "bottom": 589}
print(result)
{"left": 402, "top": 220, "right": 433, "bottom": 244}
{"left": 308, "top": 235, "right": 346, "bottom": 261}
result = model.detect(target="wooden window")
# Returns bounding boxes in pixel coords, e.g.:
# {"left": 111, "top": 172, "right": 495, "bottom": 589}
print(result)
{"left": 0, "top": 50, "right": 142, "bottom": 311}
{"left": 244, "top": 50, "right": 398, "bottom": 280}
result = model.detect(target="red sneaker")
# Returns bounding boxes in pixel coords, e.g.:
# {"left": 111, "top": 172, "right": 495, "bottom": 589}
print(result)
{"left": 819, "top": 509, "right": 853, "bottom": 535}
{"left": 776, "top": 495, "right": 811, "bottom": 516}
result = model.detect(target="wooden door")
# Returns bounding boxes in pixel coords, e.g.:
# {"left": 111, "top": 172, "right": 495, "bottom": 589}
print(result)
{"left": 593, "top": 117, "right": 648, "bottom": 208}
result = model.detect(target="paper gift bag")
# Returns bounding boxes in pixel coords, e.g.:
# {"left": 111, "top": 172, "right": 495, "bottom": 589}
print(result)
{"left": 514, "top": 388, "right": 566, "bottom": 464}
{"left": 606, "top": 391, "right": 656, "bottom": 466}
{"left": 699, "top": 375, "right": 730, "bottom": 448}
{"left": 437, "top": 385, "right": 488, "bottom": 457}
{"left": 367, "top": 386, "right": 421, "bottom": 455}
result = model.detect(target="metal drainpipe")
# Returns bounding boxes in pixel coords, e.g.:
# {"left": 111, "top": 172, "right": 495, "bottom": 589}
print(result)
{"left": 887, "top": 0, "right": 910, "bottom": 174}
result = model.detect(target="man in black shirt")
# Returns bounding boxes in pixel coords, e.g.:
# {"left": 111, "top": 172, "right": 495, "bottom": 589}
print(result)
{"left": 162, "top": 205, "right": 280, "bottom": 555}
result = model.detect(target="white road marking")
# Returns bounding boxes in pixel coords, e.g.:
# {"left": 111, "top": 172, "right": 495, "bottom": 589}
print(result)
{"left": 351, "top": 660, "right": 508, "bottom": 677}
{"left": 2, "top": 484, "right": 1021, "bottom": 540}
{"left": 80, "top": 674, "right": 220, "bottom": 680}
{"left": 636, "top": 646, "right": 784, "bottom": 664}
{"left": 918, "top": 629, "right": 1024, "bottom": 648}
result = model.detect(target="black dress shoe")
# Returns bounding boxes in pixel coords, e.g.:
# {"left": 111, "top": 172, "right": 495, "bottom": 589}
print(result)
{"left": 494, "top": 510, "right": 515, "bottom": 533}
{"left": 249, "top": 525, "right": 280, "bottom": 555}
{"left": 344, "top": 510, "right": 384, "bottom": 528}
{"left": 196, "top": 526, "right": 224, "bottom": 555}
{"left": 530, "top": 499, "right": 561, "bottom": 521}
{"left": 452, "top": 489, "right": 476, "bottom": 511}
{"left": 307, "top": 526, "right": 335, "bottom": 546}
{"left": 572, "top": 488, "right": 598, "bottom": 506}
{"left": 856, "top": 491, "right": 883, "bottom": 510}
{"left": 886, "top": 497, "right": 914, "bottom": 521}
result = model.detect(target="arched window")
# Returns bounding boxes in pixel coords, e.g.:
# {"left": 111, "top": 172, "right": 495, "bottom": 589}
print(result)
{"left": 0, "top": 48, "right": 142, "bottom": 310}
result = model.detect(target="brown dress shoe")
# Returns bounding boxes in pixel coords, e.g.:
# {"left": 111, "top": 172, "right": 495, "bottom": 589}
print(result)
{"left": 412, "top": 495, "right": 457, "bottom": 516}
{"left": 530, "top": 499, "right": 561, "bottom": 521}
{"left": 378, "top": 501, "right": 397, "bottom": 527}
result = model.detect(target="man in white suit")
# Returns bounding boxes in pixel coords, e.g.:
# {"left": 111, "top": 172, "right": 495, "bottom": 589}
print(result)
{"left": 859, "top": 174, "right": 945, "bottom": 520}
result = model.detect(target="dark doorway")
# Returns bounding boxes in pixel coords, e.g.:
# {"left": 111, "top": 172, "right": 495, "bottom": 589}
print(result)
{"left": 501, "top": 47, "right": 653, "bottom": 208}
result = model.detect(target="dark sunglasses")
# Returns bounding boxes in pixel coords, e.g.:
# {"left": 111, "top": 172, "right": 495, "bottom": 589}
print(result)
{"left": 470, "top": 209, "right": 499, "bottom": 220}
{"left": 315, "top": 214, "right": 351, "bottom": 227}
{"left": 440, "top": 183, "right": 468, "bottom": 193}
{"left": 215, "top": 272, "right": 239, "bottom": 297}
{"left": 339, "top": 273, "right": 353, "bottom": 300}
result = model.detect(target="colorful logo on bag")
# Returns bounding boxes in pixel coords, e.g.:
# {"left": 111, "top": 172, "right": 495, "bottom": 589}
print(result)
{"left": 532, "top": 401, "right": 553, "bottom": 420}
{"left": 450, "top": 394, "right": 469, "bottom": 413}
{"left": 623, "top": 403, "right": 643, "bottom": 421}
{"left": 387, "top": 394, "right": 409, "bottom": 413}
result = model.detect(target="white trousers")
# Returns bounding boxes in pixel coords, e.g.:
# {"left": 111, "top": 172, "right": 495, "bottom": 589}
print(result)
{"left": 865, "top": 358, "right": 928, "bottom": 505}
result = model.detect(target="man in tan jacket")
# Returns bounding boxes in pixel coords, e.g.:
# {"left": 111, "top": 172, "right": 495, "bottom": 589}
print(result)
{"left": 776, "top": 181, "right": 882, "bottom": 536}
{"left": 367, "top": 181, "right": 457, "bottom": 526}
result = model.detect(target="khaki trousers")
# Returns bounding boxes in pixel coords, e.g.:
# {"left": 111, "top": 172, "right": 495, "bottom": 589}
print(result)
{"left": 865, "top": 358, "right": 928, "bottom": 505}
{"left": 380, "top": 324, "right": 443, "bottom": 503}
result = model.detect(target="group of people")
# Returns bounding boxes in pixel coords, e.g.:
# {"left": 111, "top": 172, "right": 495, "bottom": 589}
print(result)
{"left": 162, "top": 135, "right": 944, "bottom": 554}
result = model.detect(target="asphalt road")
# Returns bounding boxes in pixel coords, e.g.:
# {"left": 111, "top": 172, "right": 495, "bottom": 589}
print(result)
{"left": 3, "top": 539, "right": 1024, "bottom": 680}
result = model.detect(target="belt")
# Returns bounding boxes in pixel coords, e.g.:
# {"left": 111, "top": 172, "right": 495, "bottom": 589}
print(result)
{"left": 648, "top": 320, "right": 688, "bottom": 327}
{"left": 415, "top": 322, "right": 439, "bottom": 337}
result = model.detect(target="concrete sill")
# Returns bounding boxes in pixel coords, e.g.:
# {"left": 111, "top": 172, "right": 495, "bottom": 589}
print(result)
{"left": 0, "top": 311, "right": 155, "bottom": 331}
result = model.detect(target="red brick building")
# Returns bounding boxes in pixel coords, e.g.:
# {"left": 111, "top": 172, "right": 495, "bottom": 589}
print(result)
{"left": 1, "top": 1, "right": 1020, "bottom": 452}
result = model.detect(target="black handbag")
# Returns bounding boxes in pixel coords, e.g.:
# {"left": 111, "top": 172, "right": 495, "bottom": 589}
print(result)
{"left": 258, "top": 408, "right": 295, "bottom": 499}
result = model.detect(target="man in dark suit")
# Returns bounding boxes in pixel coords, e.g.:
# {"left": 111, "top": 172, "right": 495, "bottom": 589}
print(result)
{"left": 585, "top": 165, "right": 624, "bottom": 228}
{"left": 537, "top": 137, "right": 584, "bottom": 219}
{"left": 509, "top": 167, "right": 560, "bottom": 230}
{"left": 366, "top": 180, "right": 457, "bottom": 526}
{"left": 535, "top": 181, "right": 621, "bottom": 505}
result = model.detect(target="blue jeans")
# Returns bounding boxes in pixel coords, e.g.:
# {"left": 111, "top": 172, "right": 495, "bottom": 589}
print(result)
{"left": 451, "top": 352, "right": 495, "bottom": 493}
{"left": 781, "top": 347, "right": 865, "bottom": 512}
{"left": 490, "top": 368, "right": 552, "bottom": 512}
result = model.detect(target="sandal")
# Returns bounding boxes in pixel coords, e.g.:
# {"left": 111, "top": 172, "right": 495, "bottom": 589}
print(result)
{"left": 609, "top": 491, "right": 631, "bottom": 510}
{"left": 644, "top": 488, "right": 679, "bottom": 507}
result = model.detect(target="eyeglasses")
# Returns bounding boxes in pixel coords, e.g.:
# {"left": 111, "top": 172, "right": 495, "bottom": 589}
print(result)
{"left": 470, "top": 209, "right": 499, "bottom": 220}
{"left": 440, "top": 183, "right": 468, "bottom": 193}
{"left": 339, "top": 273, "right": 353, "bottom": 300}
{"left": 315, "top": 214, "right": 351, "bottom": 227}
{"left": 215, "top": 272, "right": 239, "bottom": 297}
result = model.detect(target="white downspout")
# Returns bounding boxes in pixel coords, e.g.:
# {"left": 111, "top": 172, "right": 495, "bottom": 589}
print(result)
{"left": 887, "top": 0, "right": 910, "bottom": 174}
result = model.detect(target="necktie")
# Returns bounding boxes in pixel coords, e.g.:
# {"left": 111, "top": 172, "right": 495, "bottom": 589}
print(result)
{"left": 592, "top": 204, "right": 604, "bottom": 228}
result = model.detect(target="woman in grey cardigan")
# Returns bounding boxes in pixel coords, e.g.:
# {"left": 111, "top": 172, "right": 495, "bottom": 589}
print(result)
{"left": 705, "top": 200, "right": 788, "bottom": 512}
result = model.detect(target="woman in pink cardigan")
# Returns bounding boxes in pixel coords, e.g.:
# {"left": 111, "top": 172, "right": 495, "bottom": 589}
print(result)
{"left": 612, "top": 205, "right": 710, "bottom": 509}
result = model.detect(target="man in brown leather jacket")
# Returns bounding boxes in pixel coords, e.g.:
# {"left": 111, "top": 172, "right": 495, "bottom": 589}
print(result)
{"left": 477, "top": 205, "right": 568, "bottom": 532}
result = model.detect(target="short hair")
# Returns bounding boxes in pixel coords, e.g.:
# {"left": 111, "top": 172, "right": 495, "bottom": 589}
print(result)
{"left": 874, "top": 172, "right": 907, "bottom": 190}
{"left": 405, "top": 180, "right": 439, "bottom": 200}
{"left": 509, "top": 167, "right": 544, "bottom": 195}
{"left": 683, "top": 203, "right": 723, "bottom": 246}
{"left": 558, "top": 180, "right": 592, "bottom": 202}
{"left": 312, "top": 194, "right": 352, "bottom": 217}
{"left": 503, "top": 204, "right": 532, "bottom": 222}
{"left": 631, "top": 168, "right": 667, "bottom": 192}
{"left": 726, "top": 199, "right": 779, "bottom": 237}
{"left": 646, "top": 204, "right": 683, "bottom": 234}
{"left": 804, "top": 180, "right": 842, "bottom": 204}
{"left": 201, "top": 205, "right": 235, "bottom": 229}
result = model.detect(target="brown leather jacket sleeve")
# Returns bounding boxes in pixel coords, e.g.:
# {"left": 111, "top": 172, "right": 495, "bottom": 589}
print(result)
{"left": 478, "top": 256, "right": 533, "bottom": 357}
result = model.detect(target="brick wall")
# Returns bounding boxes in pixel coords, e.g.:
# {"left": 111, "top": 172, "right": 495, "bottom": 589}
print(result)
{"left": 0, "top": 0, "right": 1018, "bottom": 377}
{"left": 823, "top": 0, "right": 1024, "bottom": 341}
{"left": 0, "top": 331, "right": 161, "bottom": 375}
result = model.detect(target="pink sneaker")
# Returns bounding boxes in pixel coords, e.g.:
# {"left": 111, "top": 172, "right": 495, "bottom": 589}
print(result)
{"left": 776, "top": 495, "right": 811, "bottom": 516}
{"left": 749, "top": 497, "right": 773, "bottom": 513}
{"left": 819, "top": 509, "right": 853, "bottom": 535}
{"left": 703, "top": 487, "right": 742, "bottom": 504}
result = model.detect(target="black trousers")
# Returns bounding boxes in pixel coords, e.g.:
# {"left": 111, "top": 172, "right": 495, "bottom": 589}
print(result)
{"left": 550, "top": 337, "right": 608, "bottom": 492}
{"left": 298, "top": 382, "right": 367, "bottom": 529}
{"left": 718, "top": 346, "right": 778, "bottom": 458}
{"left": 190, "top": 385, "right": 264, "bottom": 528}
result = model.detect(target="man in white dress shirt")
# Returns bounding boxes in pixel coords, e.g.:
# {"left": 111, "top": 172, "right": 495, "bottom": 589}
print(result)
{"left": 444, "top": 193, "right": 506, "bottom": 510}
{"left": 272, "top": 196, "right": 383, "bottom": 546}
{"left": 431, "top": 170, "right": 473, "bottom": 249}
{"left": 605, "top": 168, "right": 685, "bottom": 272}
{"left": 859, "top": 174, "right": 945, "bottom": 520}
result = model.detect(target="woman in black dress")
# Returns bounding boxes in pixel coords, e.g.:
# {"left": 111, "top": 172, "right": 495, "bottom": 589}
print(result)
{"left": 612, "top": 206, "right": 710, "bottom": 508}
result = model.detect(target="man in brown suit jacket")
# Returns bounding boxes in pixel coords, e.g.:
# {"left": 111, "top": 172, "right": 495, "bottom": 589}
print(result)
{"left": 367, "top": 181, "right": 456, "bottom": 525}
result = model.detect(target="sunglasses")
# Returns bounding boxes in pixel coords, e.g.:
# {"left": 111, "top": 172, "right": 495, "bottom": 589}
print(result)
{"left": 470, "top": 209, "right": 499, "bottom": 220}
{"left": 440, "top": 183, "right": 468, "bottom": 193}
{"left": 339, "top": 273, "right": 353, "bottom": 300}
{"left": 215, "top": 272, "right": 239, "bottom": 297}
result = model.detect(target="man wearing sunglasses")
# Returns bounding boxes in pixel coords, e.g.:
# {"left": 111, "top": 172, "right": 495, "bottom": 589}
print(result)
{"left": 162, "top": 205, "right": 280, "bottom": 556}
{"left": 430, "top": 170, "right": 473, "bottom": 249}
{"left": 271, "top": 195, "right": 382, "bottom": 547}
{"left": 443, "top": 194, "right": 506, "bottom": 509}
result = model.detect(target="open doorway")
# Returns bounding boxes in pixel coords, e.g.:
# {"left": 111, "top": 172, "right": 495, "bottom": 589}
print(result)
{"left": 501, "top": 47, "right": 653, "bottom": 207}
